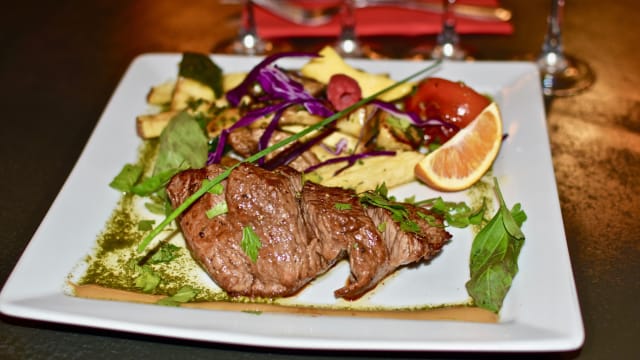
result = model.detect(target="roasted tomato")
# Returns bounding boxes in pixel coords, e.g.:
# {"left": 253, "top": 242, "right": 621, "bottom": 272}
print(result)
{"left": 405, "top": 77, "right": 490, "bottom": 145}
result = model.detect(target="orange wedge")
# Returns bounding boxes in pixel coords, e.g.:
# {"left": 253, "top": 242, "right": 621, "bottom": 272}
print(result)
{"left": 415, "top": 102, "right": 503, "bottom": 191}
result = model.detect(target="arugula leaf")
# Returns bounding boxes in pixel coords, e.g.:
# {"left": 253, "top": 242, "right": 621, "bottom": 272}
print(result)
{"left": 153, "top": 111, "right": 208, "bottom": 177}
{"left": 465, "top": 178, "right": 526, "bottom": 313}
{"left": 241, "top": 226, "right": 262, "bottom": 263}
{"left": 109, "top": 164, "right": 143, "bottom": 192}
{"left": 156, "top": 285, "right": 199, "bottom": 306}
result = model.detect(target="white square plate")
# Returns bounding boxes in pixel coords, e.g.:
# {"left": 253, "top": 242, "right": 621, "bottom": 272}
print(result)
{"left": 0, "top": 54, "right": 583, "bottom": 352}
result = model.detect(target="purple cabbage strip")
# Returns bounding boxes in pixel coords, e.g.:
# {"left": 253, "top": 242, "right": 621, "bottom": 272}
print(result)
{"left": 226, "top": 51, "right": 319, "bottom": 106}
{"left": 210, "top": 51, "right": 335, "bottom": 165}
{"left": 303, "top": 150, "right": 396, "bottom": 176}
{"left": 371, "top": 99, "right": 458, "bottom": 131}
{"left": 320, "top": 137, "right": 348, "bottom": 156}
{"left": 209, "top": 102, "right": 288, "bottom": 164}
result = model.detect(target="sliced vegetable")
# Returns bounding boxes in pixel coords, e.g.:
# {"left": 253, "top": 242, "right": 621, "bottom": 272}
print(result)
{"left": 404, "top": 77, "right": 491, "bottom": 145}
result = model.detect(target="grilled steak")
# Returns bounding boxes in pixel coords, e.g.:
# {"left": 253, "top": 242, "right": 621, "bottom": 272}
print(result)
{"left": 166, "top": 163, "right": 451, "bottom": 299}
{"left": 301, "top": 181, "right": 391, "bottom": 299}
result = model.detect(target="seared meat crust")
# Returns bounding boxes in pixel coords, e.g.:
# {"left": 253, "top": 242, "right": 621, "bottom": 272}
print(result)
{"left": 166, "top": 163, "right": 450, "bottom": 299}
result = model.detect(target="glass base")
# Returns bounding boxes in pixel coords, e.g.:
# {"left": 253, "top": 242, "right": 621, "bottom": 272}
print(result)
{"left": 430, "top": 43, "right": 466, "bottom": 61}
{"left": 538, "top": 53, "right": 595, "bottom": 97}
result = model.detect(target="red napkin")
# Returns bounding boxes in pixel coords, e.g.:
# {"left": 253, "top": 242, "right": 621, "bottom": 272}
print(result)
{"left": 253, "top": 0, "right": 513, "bottom": 39}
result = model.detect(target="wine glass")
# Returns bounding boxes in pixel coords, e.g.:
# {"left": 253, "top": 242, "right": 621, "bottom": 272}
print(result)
{"left": 537, "top": 0, "right": 594, "bottom": 96}
{"left": 430, "top": 0, "right": 466, "bottom": 60}
{"left": 334, "top": 0, "right": 364, "bottom": 57}
{"left": 231, "top": 0, "right": 270, "bottom": 55}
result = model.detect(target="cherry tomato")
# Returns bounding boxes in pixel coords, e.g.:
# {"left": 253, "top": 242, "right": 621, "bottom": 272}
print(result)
{"left": 405, "top": 77, "right": 490, "bottom": 144}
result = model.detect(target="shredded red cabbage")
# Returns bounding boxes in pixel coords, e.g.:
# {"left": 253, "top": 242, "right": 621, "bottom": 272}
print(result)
{"left": 303, "top": 150, "right": 396, "bottom": 176}
{"left": 321, "top": 137, "right": 348, "bottom": 155}
{"left": 210, "top": 52, "right": 335, "bottom": 165}
{"left": 371, "top": 99, "right": 458, "bottom": 131}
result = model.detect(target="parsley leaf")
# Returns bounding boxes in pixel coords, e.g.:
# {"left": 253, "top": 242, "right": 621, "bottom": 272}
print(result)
{"left": 156, "top": 285, "right": 199, "bottom": 306}
{"left": 133, "top": 265, "right": 161, "bottom": 293}
{"left": 418, "top": 197, "right": 486, "bottom": 228}
{"left": 148, "top": 243, "right": 182, "bottom": 264}
{"left": 241, "top": 226, "right": 262, "bottom": 263}
{"left": 359, "top": 187, "right": 420, "bottom": 234}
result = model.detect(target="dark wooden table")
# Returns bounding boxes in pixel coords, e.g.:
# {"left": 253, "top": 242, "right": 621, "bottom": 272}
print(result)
{"left": 1, "top": 1, "right": 638, "bottom": 359}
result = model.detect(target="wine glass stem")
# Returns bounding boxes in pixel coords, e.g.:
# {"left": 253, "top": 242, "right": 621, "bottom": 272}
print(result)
{"left": 234, "top": 0, "right": 266, "bottom": 55}
{"left": 336, "top": 0, "right": 362, "bottom": 57}
{"left": 540, "top": 0, "right": 565, "bottom": 61}
{"left": 437, "top": 0, "right": 459, "bottom": 47}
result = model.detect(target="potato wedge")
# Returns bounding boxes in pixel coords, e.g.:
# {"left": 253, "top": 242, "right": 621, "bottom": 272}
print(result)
{"left": 146, "top": 81, "right": 175, "bottom": 105}
{"left": 170, "top": 77, "right": 216, "bottom": 111}
{"left": 136, "top": 111, "right": 180, "bottom": 139}
{"left": 306, "top": 151, "right": 424, "bottom": 193}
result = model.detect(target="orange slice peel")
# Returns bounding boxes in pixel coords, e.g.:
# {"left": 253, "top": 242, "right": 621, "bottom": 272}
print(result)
{"left": 415, "top": 102, "right": 503, "bottom": 191}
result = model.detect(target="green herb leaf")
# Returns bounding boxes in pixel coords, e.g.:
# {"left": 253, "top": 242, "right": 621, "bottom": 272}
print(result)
{"left": 359, "top": 189, "right": 420, "bottom": 234}
{"left": 153, "top": 111, "right": 209, "bottom": 177}
{"left": 419, "top": 196, "right": 486, "bottom": 229}
{"left": 134, "top": 265, "right": 161, "bottom": 293}
{"left": 334, "top": 202, "right": 352, "bottom": 210}
{"left": 156, "top": 285, "right": 199, "bottom": 306}
{"left": 465, "top": 178, "right": 526, "bottom": 313}
{"left": 241, "top": 226, "right": 262, "bottom": 263}
{"left": 203, "top": 179, "right": 224, "bottom": 195}
{"left": 144, "top": 201, "right": 167, "bottom": 215}
{"left": 149, "top": 243, "right": 181, "bottom": 264}
{"left": 179, "top": 52, "right": 223, "bottom": 98}
{"left": 131, "top": 166, "right": 185, "bottom": 196}
{"left": 206, "top": 201, "right": 228, "bottom": 219}
{"left": 109, "top": 164, "right": 143, "bottom": 192}
{"left": 137, "top": 219, "right": 156, "bottom": 231}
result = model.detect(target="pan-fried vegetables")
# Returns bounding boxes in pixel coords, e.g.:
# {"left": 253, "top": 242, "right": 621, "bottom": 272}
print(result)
{"left": 135, "top": 50, "right": 430, "bottom": 191}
